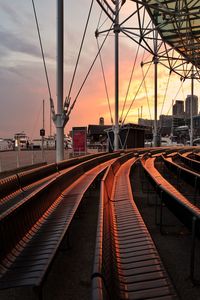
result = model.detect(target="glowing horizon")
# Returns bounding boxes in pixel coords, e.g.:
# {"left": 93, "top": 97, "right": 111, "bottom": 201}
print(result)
{"left": 0, "top": 0, "right": 199, "bottom": 140}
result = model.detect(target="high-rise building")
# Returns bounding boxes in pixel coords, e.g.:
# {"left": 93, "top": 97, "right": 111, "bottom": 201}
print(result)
{"left": 173, "top": 100, "right": 184, "bottom": 116}
{"left": 185, "top": 95, "right": 198, "bottom": 117}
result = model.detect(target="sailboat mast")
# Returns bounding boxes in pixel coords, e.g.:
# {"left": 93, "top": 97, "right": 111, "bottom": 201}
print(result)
{"left": 42, "top": 99, "right": 45, "bottom": 161}
{"left": 114, "top": 0, "right": 119, "bottom": 151}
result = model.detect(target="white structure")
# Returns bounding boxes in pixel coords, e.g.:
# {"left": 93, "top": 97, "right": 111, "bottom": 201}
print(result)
{"left": 14, "top": 132, "right": 30, "bottom": 150}
{"left": 0, "top": 139, "right": 13, "bottom": 151}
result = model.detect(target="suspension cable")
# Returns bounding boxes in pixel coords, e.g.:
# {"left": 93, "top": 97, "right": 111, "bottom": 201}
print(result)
{"left": 96, "top": 38, "right": 114, "bottom": 124}
{"left": 67, "top": 0, "right": 94, "bottom": 101}
{"left": 122, "top": 62, "right": 152, "bottom": 125}
{"left": 141, "top": 65, "right": 152, "bottom": 120}
{"left": 119, "top": 43, "right": 140, "bottom": 123}
{"left": 166, "top": 80, "right": 184, "bottom": 115}
{"left": 160, "top": 71, "right": 171, "bottom": 116}
{"left": 181, "top": 82, "right": 185, "bottom": 99}
{"left": 67, "top": 25, "right": 113, "bottom": 118}
{"left": 67, "top": 1, "right": 124, "bottom": 118}
{"left": 141, "top": 48, "right": 152, "bottom": 120}
{"left": 31, "top": 0, "right": 52, "bottom": 99}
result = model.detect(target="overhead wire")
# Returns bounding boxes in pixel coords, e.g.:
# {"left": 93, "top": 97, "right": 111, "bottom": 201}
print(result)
{"left": 119, "top": 43, "right": 140, "bottom": 123}
{"left": 96, "top": 9, "right": 113, "bottom": 123}
{"left": 159, "top": 71, "right": 171, "bottom": 116}
{"left": 166, "top": 79, "right": 184, "bottom": 115}
{"left": 30, "top": 101, "right": 43, "bottom": 141}
{"left": 67, "top": 0, "right": 125, "bottom": 118}
{"left": 181, "top": 82, "right": 185, "bottom": 99}
{"left": 141, "top": 65, "right": 152, "bottom": 120}
{"left": 31, "top": 0, "right": 52, "bottom": 100}
{"left": 67, "top": 0, "right": 94, "bottom": 102}
{"left": 141, "top": 41, "right": 152, "bottom": 120}
{"left": 122, "top": 61, "right": 152, "bottom": 125}
{"left": 67, "top": 24, "right": 113, "bottom": 118}
{"left": 96, "top": 38, "right": 114, "bottom": 124}
{"left": 97, "top": 8, "right": 103, "bottom": 29}
{"left": 95, "top": 0, "right": 126, "bottom": 125}
{"left": 97, "top": 8, "right": 110, "bottom": 31}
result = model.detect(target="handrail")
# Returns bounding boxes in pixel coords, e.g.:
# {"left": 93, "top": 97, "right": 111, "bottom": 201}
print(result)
{"left": 141, "top": 154, "right": 200, "bottom": 280}
{"left": 91, "top": 152, "right": 135, "bottom": 299}
{"left": 177, "top": 153, "right": 200, "bottom": 173}
{"left": 0, "top": 152, "right": 111, "bottom": 203}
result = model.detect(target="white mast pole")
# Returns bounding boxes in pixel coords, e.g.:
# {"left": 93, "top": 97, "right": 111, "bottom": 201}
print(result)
{"left": 56, "top": 0, "right": 64, "bottom": 162}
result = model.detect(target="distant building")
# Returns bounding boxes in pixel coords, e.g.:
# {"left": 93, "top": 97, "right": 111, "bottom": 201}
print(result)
{"left": 185, "top": 95, "right": 198, "bottom": 117}
{"left": 185, "top": 115, "right": 200, "bottom": 138}
{"left": 174, "top": 125, "right": 189, "bottom": 144}
{"left": 173, "top": 100, "right": 184, "bottom": 116}
{"left": 193, "top": 115, "right": 200, "bottom": 137}
{"left": 159, "top": 115, "right": 172, "bottom": 136}
{"left": 138, "top": 118, "right": 153, "bottom": 127}
{"left": 106, "top": 123, "right": 146, "bottom": 150}
{"left": 88, "top": 123, "right": 146, "bottom": 150}
{"left": 173, "top": 116, "right": 185, "bottom": 127}
{"left": 14, "top": 132, "right": 30, "bottom": 150}
{"left": 88, "top": 124, "right": 111, "bottom": 143}
{"left": 138, "top": 118, "right": 154, "bottom": 140}
{"left": 87, "top": 124, "right": 111, "bottom": 151}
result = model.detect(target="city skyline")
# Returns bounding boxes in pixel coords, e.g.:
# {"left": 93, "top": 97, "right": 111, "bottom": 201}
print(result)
{"left": 0, "top": 1, "right": 200, "bottom": 140}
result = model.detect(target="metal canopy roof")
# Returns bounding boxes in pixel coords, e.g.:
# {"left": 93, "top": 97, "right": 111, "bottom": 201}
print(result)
{"left": 97, "top": 0, "right": 200, "bottom": 77}
{"left": 142, "top": 0, "right": 200, "bottom": 68}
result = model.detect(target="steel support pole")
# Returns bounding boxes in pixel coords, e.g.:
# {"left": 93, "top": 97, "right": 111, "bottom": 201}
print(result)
{"left": 153, "top": 10, "right": 159, "bottom": 147}
{"left": 56, "top": 0, "right": 64, "bottom": 162}
{"left": 153, "top": 57, "right": 158, "bottom": 147}
{"left": 114, "top": 0, "right": 119, "bottom": 151}
{"left": 190, "top": 65, "right": 194, "bottom": 146}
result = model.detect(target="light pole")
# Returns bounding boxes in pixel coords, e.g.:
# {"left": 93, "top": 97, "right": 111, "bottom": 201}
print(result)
{"left": 55, "top": 0, "right": 64, "bottom": 162}
{"left": 51, "top": 0, "right": 68, "bottom": 162}
{"left": 190, "top": 65, "right": 194, "bottom": 146}
{"left": 153, "top": 8, "right": 159, "bottom": 147}
{"left": 114, "top": 0, "right": 120, "bottom": 151}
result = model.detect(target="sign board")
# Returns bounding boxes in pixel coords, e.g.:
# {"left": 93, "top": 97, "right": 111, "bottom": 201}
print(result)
{"left": 72, "top": 127, "right": 87, "bottom": 155}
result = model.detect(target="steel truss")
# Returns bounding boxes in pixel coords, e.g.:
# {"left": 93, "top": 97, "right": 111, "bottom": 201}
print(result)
{"left": 96, "top": 0, "right": 200, "bottom": 148}
{"left": 96, "top": 0, "right": 200, "bottom": 81}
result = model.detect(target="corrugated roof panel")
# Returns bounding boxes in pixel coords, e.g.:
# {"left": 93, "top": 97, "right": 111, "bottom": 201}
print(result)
{"left": 142, "top": 0, "right": 200, "bottom": 67}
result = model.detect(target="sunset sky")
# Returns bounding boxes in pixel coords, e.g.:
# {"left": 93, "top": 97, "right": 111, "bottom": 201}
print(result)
{"left": 0, "top": 0, "right": 199, "bottom": 140}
